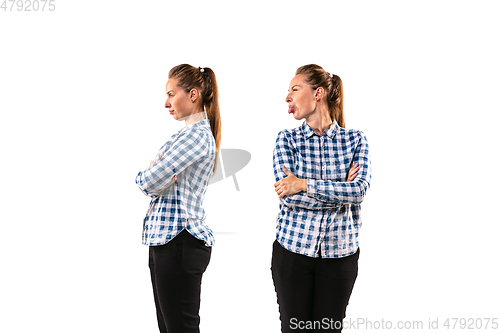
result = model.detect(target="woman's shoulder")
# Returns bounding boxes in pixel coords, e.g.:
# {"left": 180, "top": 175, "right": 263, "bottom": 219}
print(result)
{"left": 335, "top": 128, "right": 369, "bottom": 152}
{"left": 276, "top": 123, "right": 304, "bottom": 139}
{"left": 180, "top": 120, "right": 211, "bottom": 136}
{"left": 337, "top": 126, "right": 367, "bottom": 140}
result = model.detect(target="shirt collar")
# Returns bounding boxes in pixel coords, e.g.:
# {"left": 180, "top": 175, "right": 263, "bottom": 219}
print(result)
{"left": 179, "top": 118, "right": 210, "bottom": 137}
{"left": 301, "top": 120, "right": 339, "bottom": 139}
{"left": 184, "top": 110, "right": 208, "bottom": 126}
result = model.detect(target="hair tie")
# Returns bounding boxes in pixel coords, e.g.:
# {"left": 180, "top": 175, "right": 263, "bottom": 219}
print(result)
{"left": 199, "top": 67, "right": 205, "bottom": 73}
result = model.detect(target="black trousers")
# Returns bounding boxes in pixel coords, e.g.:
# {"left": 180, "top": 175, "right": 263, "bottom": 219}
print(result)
{"left": 271, "top": 240, "right": 359, "bottom": 333}
{"left": 149, "top": 230, "right": 212, "bottom": 333}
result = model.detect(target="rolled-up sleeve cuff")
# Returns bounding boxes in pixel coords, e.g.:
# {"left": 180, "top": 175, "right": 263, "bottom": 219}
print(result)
{"left": 135, "top": 171, "right": 150, "bottom": 196}
{"left": 306, "top": 178, "right": 316, "bottom": 197}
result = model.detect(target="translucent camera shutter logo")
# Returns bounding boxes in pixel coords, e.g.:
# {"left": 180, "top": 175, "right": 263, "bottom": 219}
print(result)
{"left": 209, "top": 149, "right": 251, "bottom": 191}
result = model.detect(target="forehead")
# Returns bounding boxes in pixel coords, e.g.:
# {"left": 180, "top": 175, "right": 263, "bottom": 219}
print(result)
{"left": 289, "top": 74, "right": 307, "bottom": 88}
{"left": 165, "top": 78, "right": 179, "bottom": 92}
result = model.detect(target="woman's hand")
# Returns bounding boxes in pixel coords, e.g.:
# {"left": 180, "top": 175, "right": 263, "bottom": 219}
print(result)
{"left": 347, "top": 163, "right": 359, "bottom": 182}
{"left": 148, "top": 152, "right": 177, "bottom": 194}
{"left": 274, "top": 166, "right": 307, "bottom": 199}
{"left": 159, "top": 174, "right": 177, "bottom": 194}
{"left": 149, "top": 153, "right": 165, "bottom": 168}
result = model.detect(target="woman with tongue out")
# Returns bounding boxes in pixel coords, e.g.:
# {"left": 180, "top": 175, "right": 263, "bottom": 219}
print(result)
{"left": 272, "top": 64, "right": 372, "bottom": 332}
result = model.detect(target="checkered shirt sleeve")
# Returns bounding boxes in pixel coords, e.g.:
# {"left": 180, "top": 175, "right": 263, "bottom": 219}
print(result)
{"left": 136, "top": 130, "right": 209, "bottom": 196}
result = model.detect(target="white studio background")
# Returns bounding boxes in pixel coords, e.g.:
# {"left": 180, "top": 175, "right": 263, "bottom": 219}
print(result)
{"left": 1, "top": 1, "right": 499, "bottom": 332}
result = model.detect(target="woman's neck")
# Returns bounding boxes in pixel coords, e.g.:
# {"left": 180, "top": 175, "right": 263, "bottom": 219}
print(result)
{"left": 184, "top": 109, "right": 207, "bottom": 126}
{"left": 305, "top": 105, "right": 332, "bottom": 135}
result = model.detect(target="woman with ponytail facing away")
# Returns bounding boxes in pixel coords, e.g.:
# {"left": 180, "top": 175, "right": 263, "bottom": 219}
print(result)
{"left": 272, "top": 64, "right": 372, "bottom": 332}
{"left": 135, "top": 64, "right": 221, "bottom": 333}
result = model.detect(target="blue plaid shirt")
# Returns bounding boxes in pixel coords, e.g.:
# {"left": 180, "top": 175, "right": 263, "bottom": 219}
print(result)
{"left": 136, "top": 119, "right": 216, "bottom": 246}
{"left": 273, "top": 121, "right": 372, "bottom": 258}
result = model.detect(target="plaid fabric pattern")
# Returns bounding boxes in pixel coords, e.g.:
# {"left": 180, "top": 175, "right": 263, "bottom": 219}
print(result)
{"left": 136, "top": 119, "right": 216, "bottom": 246}
{"left": 273, "top": 121, "right": 371, "bottom": 258}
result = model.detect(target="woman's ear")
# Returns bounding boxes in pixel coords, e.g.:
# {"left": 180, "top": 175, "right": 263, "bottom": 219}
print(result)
{"left": 189, "top": 88, "right": 199, "bottom": 102}
{"left": 315, "top": 87, "right": 325, "bottom": 101}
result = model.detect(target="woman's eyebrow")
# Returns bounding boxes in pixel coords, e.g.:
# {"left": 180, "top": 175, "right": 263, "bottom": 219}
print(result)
{"left": 288, "top": 85, "right": 300, "bottom": 92}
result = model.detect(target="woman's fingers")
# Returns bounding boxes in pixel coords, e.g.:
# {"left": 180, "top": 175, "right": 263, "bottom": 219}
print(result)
{"left": 347, "top": 163, "right": 360, "bottom": 182}
{"left": 281, "top": 184, "right": 289, "bottom": 198}
{"left": 275, "top": 181, "right": 290, "bottom": 198}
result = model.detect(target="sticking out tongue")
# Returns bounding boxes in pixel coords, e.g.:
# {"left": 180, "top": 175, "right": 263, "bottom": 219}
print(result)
{"left": 288, "top": 106, "right": 295, "bottom": 114}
